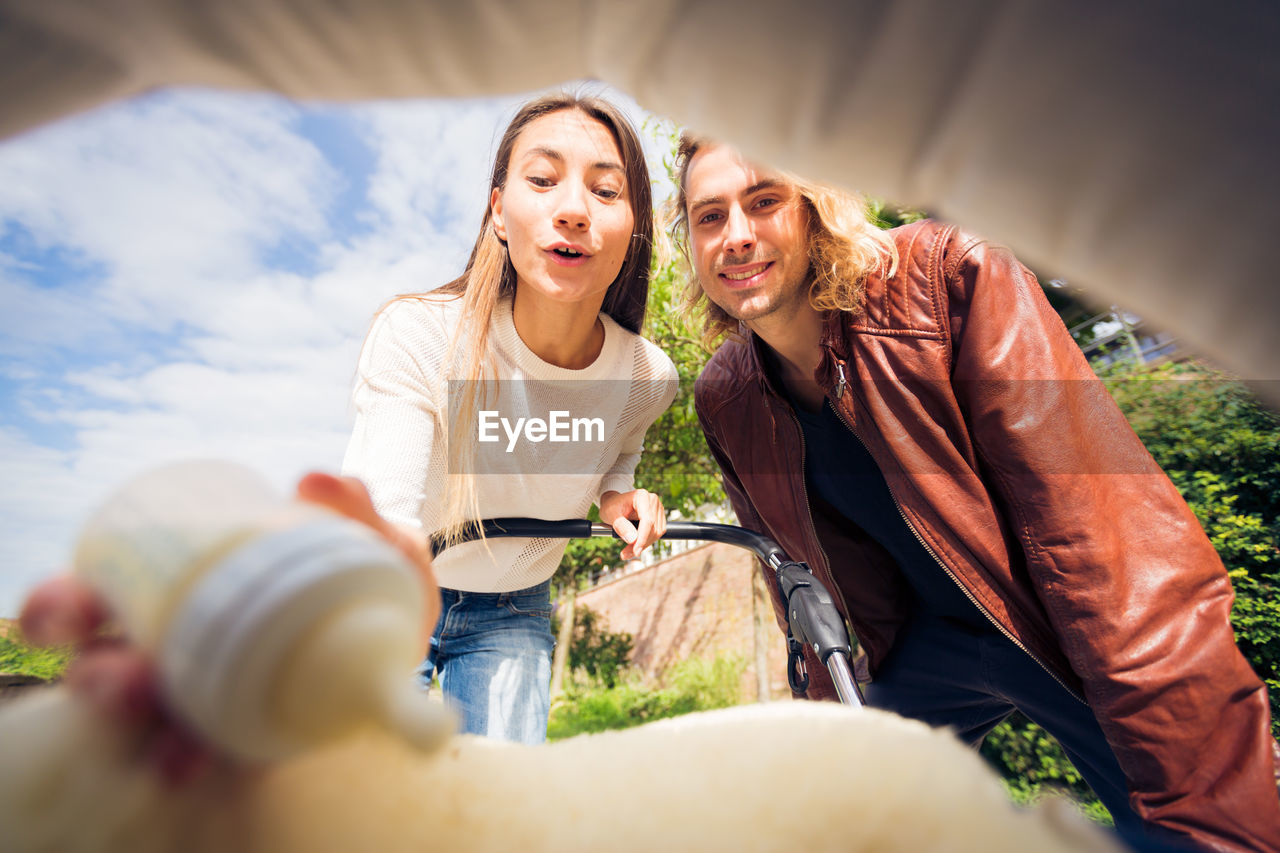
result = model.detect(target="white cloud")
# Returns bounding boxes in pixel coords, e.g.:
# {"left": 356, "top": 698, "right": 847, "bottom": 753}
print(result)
{"left": 356, "top": 98, "right": 513, "bottom": 239}
{"left": 0, "top": 274, "right": 118, "bottom": 359}
{"left": 0, "top": 94, "right": 337, "bottom": 317}
{"left": 0, "top": 429, "right": 85, "bottom": 616}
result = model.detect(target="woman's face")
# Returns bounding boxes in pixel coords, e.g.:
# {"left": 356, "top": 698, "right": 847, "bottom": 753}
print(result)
{"left": 491, "top": 110, "right": 635, "bottom": 308}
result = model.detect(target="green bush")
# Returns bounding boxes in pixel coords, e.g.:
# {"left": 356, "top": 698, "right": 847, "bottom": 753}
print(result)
{"left": 980, "top": 713, "right": 1111, "bottom": 826}
{"left": 664, "top": 654, "right": 745, "bottom": 708}
{"left": 547, "top": 655, "right": 745, "bottom": 741}
{"left": 552, "top": 604, "right": 634, "bottom": 689}
{"left": 0, "top": 634, "right": 73, "bottom": 681}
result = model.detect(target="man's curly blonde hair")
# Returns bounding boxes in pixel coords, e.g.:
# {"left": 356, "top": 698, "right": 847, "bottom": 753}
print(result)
{"left": 667, "top": 133, "right": 898, "bottom": 348}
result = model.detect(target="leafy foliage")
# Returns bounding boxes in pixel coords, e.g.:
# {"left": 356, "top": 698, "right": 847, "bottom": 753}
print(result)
{"left": 552, "top": 603, "right": 634, "bottom": 689}
{"left": 632, "top": 260, "right": 725, "bottom": 521}
{"left": 558, "top": 530, "right": 626, "bottom": 593}
{"left": 547, "top": 655, "right": 745, "bottom": 741}
{"left": 0, "top": 633, "right": 73, "bottom": 681}
{"left": 866, "top": 199, "right": 929, "bottom": 230}
{"left": 980, "top": 712, "right": 1112, "bottom": 826}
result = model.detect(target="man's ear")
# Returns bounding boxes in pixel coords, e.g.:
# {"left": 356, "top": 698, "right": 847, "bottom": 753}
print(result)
{"left": 490, "top": 187, "right": 506, "bottom": 241}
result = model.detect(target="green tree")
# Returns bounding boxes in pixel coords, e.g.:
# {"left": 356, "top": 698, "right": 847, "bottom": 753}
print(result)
{"left": 631, "top": 259, "right": 724, "bottom": 520}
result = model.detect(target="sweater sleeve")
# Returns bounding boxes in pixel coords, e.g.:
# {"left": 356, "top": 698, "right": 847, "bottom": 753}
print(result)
{"left": 340, "top": 301, "right": 447, "bottom": 531}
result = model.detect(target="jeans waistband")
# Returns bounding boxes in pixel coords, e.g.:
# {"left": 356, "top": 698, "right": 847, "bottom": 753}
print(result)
{"left": 441, "top": 578, "right": 552, "bottom": 605}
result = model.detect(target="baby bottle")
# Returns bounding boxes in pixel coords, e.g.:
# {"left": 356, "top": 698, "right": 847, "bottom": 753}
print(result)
{"left": 72, "top": 459, "right": 453, "bottom": 760}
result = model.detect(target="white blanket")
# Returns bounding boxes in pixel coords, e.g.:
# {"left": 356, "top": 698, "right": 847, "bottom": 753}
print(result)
{"left": 0, "top": 687, "right": 1122, "bottom": 852}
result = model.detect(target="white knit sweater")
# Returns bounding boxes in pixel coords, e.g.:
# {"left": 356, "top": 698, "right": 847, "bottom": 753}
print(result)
{"left": 342, "top": 295, "right": 677, "bottom": 592}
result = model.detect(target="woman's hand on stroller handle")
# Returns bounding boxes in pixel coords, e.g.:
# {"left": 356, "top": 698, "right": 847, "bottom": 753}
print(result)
{"left": 599, "top": 489, "right": 667, "bottom": 560}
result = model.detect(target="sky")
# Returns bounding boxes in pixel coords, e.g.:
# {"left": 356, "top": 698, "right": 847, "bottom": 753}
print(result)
{"left": 0, "top": 83, "right": 673, "bottom": 617}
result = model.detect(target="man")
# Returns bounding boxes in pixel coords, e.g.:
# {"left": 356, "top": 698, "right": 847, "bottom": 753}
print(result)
{"left": 678, "top": 136, "right": 1280, "bottom": 853}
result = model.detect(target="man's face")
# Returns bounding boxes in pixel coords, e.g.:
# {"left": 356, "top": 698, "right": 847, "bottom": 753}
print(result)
{"left": 684, "top": 144, "right": 812, "bottom": 325}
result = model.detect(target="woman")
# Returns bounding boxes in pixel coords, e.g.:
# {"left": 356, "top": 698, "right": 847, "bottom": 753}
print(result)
{"left": 340, "top": 93, "right": 677, "bottom": 744}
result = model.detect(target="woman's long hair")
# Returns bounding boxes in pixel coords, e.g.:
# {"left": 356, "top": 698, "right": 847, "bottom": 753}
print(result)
{"left": 667, "top": 132, "right": 897, "bottom": 348}
{"left": 386, "top": 93, "right": 654, "bottom": 545}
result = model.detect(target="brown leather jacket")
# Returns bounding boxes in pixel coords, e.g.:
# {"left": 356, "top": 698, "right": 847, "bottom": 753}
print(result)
{"left": 694, "top": 220, "right": 1280, "bottom": 852}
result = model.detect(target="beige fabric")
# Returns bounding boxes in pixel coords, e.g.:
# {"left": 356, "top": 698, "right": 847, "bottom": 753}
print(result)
{"left": 1, "top": 0, "right": 1277, "bottom": 394}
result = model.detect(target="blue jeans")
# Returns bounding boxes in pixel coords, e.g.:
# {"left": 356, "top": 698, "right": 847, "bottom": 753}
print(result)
{"left": 417, "top": 579, "right": 554, "bottom": 745}
{"left": 863, "top": 613, "right": 1191, "bottom": 853}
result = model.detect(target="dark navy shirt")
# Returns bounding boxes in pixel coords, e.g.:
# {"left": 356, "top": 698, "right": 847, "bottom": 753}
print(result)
{"left": 790, "top": 397, "right": 994, "bottom": 634}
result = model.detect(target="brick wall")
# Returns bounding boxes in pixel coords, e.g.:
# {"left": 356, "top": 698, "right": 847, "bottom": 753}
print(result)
{"left": 572, "top": 542, "right": 791, "bottom": 701}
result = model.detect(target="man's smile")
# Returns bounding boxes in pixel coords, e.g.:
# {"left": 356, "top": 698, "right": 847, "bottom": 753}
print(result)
{"left": 719, "top": 261, "right": 772, "bottom": 286}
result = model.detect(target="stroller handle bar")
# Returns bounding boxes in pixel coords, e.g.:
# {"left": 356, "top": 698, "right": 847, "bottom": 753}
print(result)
{"left": 432, "top": 518, "right": 789, "bottom": 568}
{"left": 430, "top": 518, "right": 865, "bottom": 708}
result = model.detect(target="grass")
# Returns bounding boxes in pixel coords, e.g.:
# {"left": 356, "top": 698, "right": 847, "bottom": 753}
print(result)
{"left": 548, "top": 655, "right": 745, "bottom": 741}
{"left": 0, "top": 630, "right": 74, "bottom": 681}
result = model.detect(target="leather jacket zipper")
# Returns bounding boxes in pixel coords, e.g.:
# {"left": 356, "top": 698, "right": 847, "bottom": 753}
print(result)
{"left": 784, "top": 404, "right": 866, "bottom": 673}
{"left": 826, "top": 362, "right": 1086, "bottom": 705}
